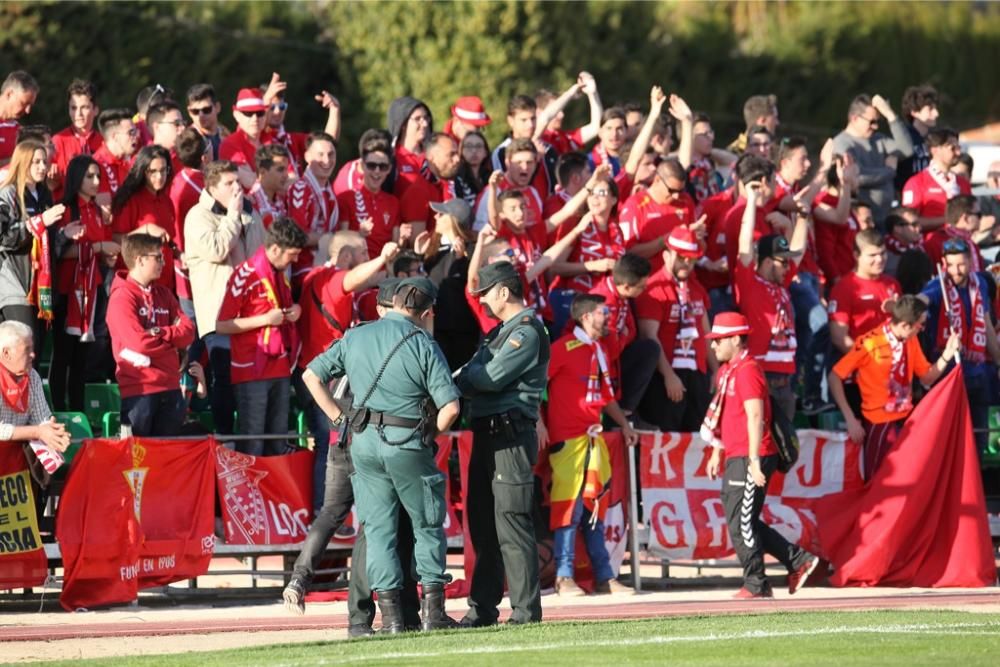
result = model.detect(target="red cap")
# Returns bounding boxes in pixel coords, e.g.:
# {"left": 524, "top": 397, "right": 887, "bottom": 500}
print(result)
{"left": 450, "top": 96, "right": 491, "bottom": 126}
{"left": 666, "top": 226, "right": 702, "bottom": 258}
{"left": 705, "top": 312, "right": 752, "bottom": 339}
{"left": 233, "top": 88, "right": 267, "bottom": 114}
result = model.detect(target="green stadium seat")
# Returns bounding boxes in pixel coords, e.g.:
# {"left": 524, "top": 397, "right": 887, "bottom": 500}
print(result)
{"left": 102, "top": 411, "right": 122, "bottom": 438}
{"left": 84, "top": 383, "right": 121, "bottom": 429}
{"left": 987, "top": 406, "right": 1000, "bottom": 456}
{"left": 817, "top": 410, "right": 846, "bottom": 432}
{"left": 53, "top": 411, "right": 94, "bottom": 466}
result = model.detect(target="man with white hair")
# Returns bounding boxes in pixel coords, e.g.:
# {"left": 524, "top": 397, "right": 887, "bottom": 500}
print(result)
{"left": 0, "top": 321, "right": 71, "bottom": 467}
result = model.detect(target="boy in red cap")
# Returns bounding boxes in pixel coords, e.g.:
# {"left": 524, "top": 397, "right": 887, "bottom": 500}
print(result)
{"left": 444, "top": 96, "right": 491, "bottom": 142}
{"left": 703, "top": 311, "right": 819, "bottom": 599}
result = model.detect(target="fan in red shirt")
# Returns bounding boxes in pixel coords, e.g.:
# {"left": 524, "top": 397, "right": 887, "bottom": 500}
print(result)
{"left": 473, "top": 138, "right": 546, "bottom": 246}
{"left": 695, "top": 185, "right": 737, "bottom": 299}
{"left": 619, "top": 157, "right": 698, "bottom": 272}
{"left": 0, "top": 71, "right": 37, "bottom": 166}
{"left": 333, "top": 129, "right": 392, "bottom": 196}
{"left": 248, "top": 144, "right": 291, "bottom": 229}
{"left": 216, "top": 218, "right": 308, "bottom": 457}
{"left": 635, "top": 226, "right": 714, "bottom": 432}
{"left": 490, "top": 94, "right": 558, "bottom": 196}
{"left": 336, "top": 136, "right": 400, "bottom": 259}
{"left": 51, "top": 79, "right": 103, "bottom": 201}
{"left": 828, "top": 229, "right": 901, "bottom": 355}
{"left": 772, "top": 137, "right": 831, "bottom": 279}
{"left": 901, "top": 127, "right": 971, "bottom": 231}
{"left": 220, "top": 88, "right": 267, "bottom": 189}
{"left": 167, "top": 128, "right": 211, "bottom": 305}
{"left": 534, "top": 72, "right": 603, "bottom": 156}
{"left": 107, "top": 233, "right": 194, "bottom": 437}
{"left": 258, "top": 72, "right": 342, "bottom": 180}
{"left": 924, "top": 195, "right": 985, "bottom": 271}
{"left": 812, "top": 157, "right": 861, "bottom": 284}
{"left": 111, "top": 145, "right": 177, "bottom": 294}
{"left": 386, "top": 96, "right": 433, "bottom": 199}
{"left": 399, "top": 134, "right": 461, "bottom": 247}
{"left": 92, "top": 109, "right": 139, "bottom": 210}
{"left": 147, "top": 101, "right": 186, "bottom": 176}
{"left": 687, "top": 113, "right": 734, "bottom": 204}
{"left": 733, "top": 174, "right": 810, "bottom": 421}
{"left": 542, "top": 153, "right": 594, "bottom": 245}
{"left": 287, "top": 132, "right": 339, "bottom": 287}
{"left": 721, "top": 155, "right": 791, "bottom": 280}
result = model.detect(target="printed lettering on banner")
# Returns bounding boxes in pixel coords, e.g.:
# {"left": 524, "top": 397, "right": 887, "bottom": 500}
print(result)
{"left": 778, "top": 430, "right": 848, "bottom": 498}
{"left": 0, "top": 469, "right": 40, "bottom": 555}
{"left": 645, "top": 488, "right": 698, "bottom": 559}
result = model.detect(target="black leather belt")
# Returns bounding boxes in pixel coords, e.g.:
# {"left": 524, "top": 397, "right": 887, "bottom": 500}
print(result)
{"left": 369, "top": 411, "right": 422, "bottom": 429}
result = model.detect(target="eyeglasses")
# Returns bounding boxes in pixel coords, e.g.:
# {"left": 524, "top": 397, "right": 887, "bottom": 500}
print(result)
{"left": 364, "top": 161, "right": 391, "bottom": 172}
{"left": 188, "top": 106, "right": 213, "bottom": 116}
{"left": 142, "top": 254, "right": 165, "bottom": 263}
{"left": 942, "top": 239, "right": 970, "bottom": 254}
{"left": 271, "top": 102, "right": 288, "bottom": 112}
{"left": 588, "top": 188, "right": 612, "bottom": 197}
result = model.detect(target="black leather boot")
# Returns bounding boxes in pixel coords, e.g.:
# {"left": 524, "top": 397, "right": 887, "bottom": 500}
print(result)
{"left": 376, "top": 589, "right": 405, "bottom": 634}
{"left": 421, "top": 582, "right": 459, "bottom": 631}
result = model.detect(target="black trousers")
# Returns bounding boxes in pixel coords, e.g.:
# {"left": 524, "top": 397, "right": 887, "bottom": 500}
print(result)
{"left": 638, "top": 367, "right": 711, "bottom": 432}
{"left": 290, "top": 441, "right": 420, "bottom": 626}
{"left": 464, "top": 418, "right": 542, "bottom": 625}
{"left": 617, "top": 338, "right": 660, "bottom": 414}
{"left": 48, "top": 295, "right": 89, "bottom": 411}
{"left": 721, "top": 454, "right": 807, "bottom": 594}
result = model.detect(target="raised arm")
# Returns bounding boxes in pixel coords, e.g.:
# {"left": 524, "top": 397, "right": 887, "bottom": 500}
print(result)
{"left": 737, "top": 186, "right": 760, "bottom": 267}
{"left": 623, "top": 86, "right": 668, "bottom": 178}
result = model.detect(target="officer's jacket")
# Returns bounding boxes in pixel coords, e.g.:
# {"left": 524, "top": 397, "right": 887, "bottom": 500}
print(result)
{"left": 455, "top": 307, "right": 550, "bottom": 420}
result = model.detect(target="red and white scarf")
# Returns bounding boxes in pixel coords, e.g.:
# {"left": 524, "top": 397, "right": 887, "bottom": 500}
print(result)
{"left": 885, "top": 233, "right": 924, "bottom": 256}
{"left": 928, "top": 163, "right": 960, "bottom": 199}
{"left": 249, "top": 246, "right": 299, "bottom": 370}
{"left": 249, "top": 181, "right": 287, "bottom": 228}
{"left": 755, "top": 272, "right": 796, "bottom": 362}
{"left": 304, "top": 169, "right": 337, "bottom": 234}
{"left": 883, "top": 323, "right": 913, "bottom": 414}
{"left": 573, "top": 326, "right": 615, "bottom": 405}
{"left": 700, "top": 349, "right": 751, "bottom": 448}
{"left": 572, "top": 218, "right": 625, "bottom": 290}
{"left": 65, "top": 199, "right": 102, "bottom": 341}
{"left": 25, "top": 212, "right": 53, "bottom": 322}
{"left": 670, "top": 275, "right": 700, "bottom": 371}
{"left": 939, "top": 269, "right": 987, "bottom": 363}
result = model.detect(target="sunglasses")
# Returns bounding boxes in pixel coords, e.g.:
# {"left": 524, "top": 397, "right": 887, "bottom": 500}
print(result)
{"left": 189, "top": 106, "right": 213, "bottom": 116}
{"left": 942, "top": 239, "right": 970, "bottom": 254}
{"left": 588, "top": 188, "right": 612, "bottom": 198}
{"left": 271, "top": 102, "right": 288, "bottom": 112}
{"left": 364, "top": 161, "right": 391, "bottom": 172}
{"left": 243, "top": 110, "right": 266, "bottom": 118}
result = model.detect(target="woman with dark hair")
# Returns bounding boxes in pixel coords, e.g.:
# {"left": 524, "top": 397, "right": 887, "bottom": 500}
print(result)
{"left": 0, "top": 140, "right": 66, "bottom": 358}
{"left": 111, "top": 145, "right": 176, "bottom": 292}
{"left": 50, "top": 155, "right": 119, "bottom": 410}
{"left": 454, "top": 130, "right": 491, "bottom": 207}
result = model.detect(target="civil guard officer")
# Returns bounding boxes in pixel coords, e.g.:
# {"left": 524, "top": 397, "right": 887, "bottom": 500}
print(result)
{"left": 455, "top": 261, "right": 550, "bottom": 626}
{"left": 300, "top": 277, "right": 461, "bottom": 633}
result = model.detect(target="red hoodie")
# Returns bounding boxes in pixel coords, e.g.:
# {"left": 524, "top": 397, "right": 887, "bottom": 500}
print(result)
{"left": 106, "top": 271, "right": 194, "bottom": 398}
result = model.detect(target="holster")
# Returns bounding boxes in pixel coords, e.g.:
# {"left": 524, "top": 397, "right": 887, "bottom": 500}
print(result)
{"left": 349, "top": 407, "right": 371, "bottom": 433}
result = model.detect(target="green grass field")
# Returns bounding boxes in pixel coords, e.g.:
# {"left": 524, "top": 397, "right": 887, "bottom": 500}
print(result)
{"left": 37, "top": 610, "right": 1000, "bottom": 666}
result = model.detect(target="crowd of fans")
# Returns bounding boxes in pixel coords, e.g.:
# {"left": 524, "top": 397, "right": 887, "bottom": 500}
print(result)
{"left": 1, "top": 69, "right": 998, "bottom": 501}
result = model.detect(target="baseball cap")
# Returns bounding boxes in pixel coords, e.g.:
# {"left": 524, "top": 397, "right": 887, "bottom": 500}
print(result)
{"left": 704, "top": 312, "right": 752, "bottom": 339}
{"left": 450, "top": 96, "right": 491, "bottom": 126}
{"left": 430, "top": 199, "right": 472, "bottom": 228}
{"left": 757, "top": 234, "right": 794, "bottom": 261}
{"left": 472, "top": 261, "right": 518, "bottom": 295}
{"left": 376, "top": 278, "right": 402, "bottom": 308}
{"left": 666, "top": 227, "right": 702, "bottom": 259}
{"left": 233, "top": 88, "right": 267, "bottom": 114}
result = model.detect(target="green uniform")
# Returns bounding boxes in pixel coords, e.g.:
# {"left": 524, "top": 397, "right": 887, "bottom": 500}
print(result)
{"left": 308, "top": 312, "right": 460, "bottom": 592}
{"left": 455, "top": 307, "right": 550, "bottom": 625}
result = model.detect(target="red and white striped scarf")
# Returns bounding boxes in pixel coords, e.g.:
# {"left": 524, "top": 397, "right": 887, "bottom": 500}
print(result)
{"left": 573, "top": 326, "right": 615, "bottom": 405}
{"left": 939, "top": 269, "right": 986, "bottom": 363}
{"left": 699, "top": 349, "right": 751, "bottom": 448}
{"left": 883, "top": 323, "right": 913, "bottom": 414}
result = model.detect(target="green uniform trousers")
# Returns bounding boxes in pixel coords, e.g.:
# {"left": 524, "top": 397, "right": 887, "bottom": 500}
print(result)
{"left": 349, "top": 429, "right": 450, "bottom": 592}
{"left": 465, "top": 418, "right": 542, "bottom": 624}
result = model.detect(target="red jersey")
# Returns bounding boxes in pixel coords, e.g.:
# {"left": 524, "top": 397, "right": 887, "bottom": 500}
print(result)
{"left": 619, "top": 190, "right": 696, "bottom": 271}
{"left": 473, "top": 175, "right": 545, "bottom": 247}
{"left": 497, "top": 225, "right": 551, "bottom": 320}
{"left": 168, "top": 167, "right": 204, "bottom": 300}
{"left": 540, "top": 127, "right": 584, "bottom": 155}
{"left": 219, "top": 128, "right": 261, "bottom": 170}
{"left": 287, "top": 170, "right": 340, "bottom": 280}
{"left": 106, "top": 272, "right": 194, "bottom": 398}
{"left": 733, "top": 261, "right": 796, "bottom": 375}
{"left": 333, "top": 158, "right": 364, "bottom": 197}
{"left": 589, "top": 275, "right": 635, "bottom": 362}
{"left": 248, "top": 182, "right": 288, "bottom": 229}
{"left": 634, "top": 268, "right": 710, "bottom": 373}
{"left": 216, "top": 260, "right": 293, "bottom": 384}
{"left": 549, "top": 218, "right": 625, "bottom": 293}
{"left": 93, "top": 145, "right": 131, "bottom": 196}
{"left": 262, "top": 126, "right": 307, "bottom": 178}
{"left": 812, "top": 190, "right": 858, "bottom": 283}
{"left": 546, "top": 333, "right": 616, "bottom": 443}
{"left": 392, "top": 145, "right": 425, "bottom": 198}
{"left": 336, "top": 186, "right": 401, "bottom": 258}
{"left": 718, "top": 353, "right": 776, "bottom": 458}
{"left": 112, "top": 188, "right": 176, "bottom": 293}
{"left": 0, "top": 120, "right": 17, "bottom": 163}
{"left": 297, "top": 266, "right": 356, "bottom": 368}
{"left": 51, "top": 126, "right": 104, "bottom": 199}
{"left": 399, "top": 170, "right": 455, "bottom": 229}
{"left": 696, "top": 187, "right": 737, "bottom": 290}
{"left": 901, "top": 167, "right": 972, "bottom": 219}
{"left": 828, "top": 272, "right": 901, "bottom": 340}
{"left": 722, "top": 197, "right": 773, "bottom": 278}
{"left": 923, "top": 226, "right": 984, "bottom": 272}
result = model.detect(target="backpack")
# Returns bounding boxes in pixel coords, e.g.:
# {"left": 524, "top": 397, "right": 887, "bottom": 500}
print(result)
{"left": 770, "top": 395, "right": 800, "bottom": 473}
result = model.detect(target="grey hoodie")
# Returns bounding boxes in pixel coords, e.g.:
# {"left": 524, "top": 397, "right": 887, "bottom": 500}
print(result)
{"left": 386, "top": 96, "right": 433, "bottom": 148}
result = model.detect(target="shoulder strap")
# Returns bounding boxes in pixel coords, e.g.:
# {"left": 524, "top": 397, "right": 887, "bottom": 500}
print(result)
{"left": 311, "top": 280, "right": 345, "bottom": 334}
{"left": 357, "top": 328, "right": 422, "bottom": 408}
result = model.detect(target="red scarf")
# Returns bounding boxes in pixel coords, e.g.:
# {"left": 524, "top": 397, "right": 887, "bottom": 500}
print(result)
{"left": 699, "top": 349, "right": 751, "bottom": 448}
{"left": 249, "top": 246, "right": 299, "bottom": 370}
{"left": 755, "top": 271, "right": 796, "bottom": 357}
{"left": 501, "top": 227, "right": 548, "bottom": 312}
{"left": 572, "top": 326, "right": 615, "bottom": 405}
{"left": 24, "top": 213, "right": 52, "bottom": 322}
{"left": 571, "top": 218, "right": 625, "bottom": 290}
{"left": 0, "top": 367, "right": 29, "bottom": 413}
{"left": 885, "top": 233, "right": 924, "bottom": 256}
{"left": 938, "top": 269, "right": 987, "bottom": 363}
{"left": 65, "top": 198, "right": 101, "bottom": 341}
{"left": 883, "top": 324, "right": 913, "bottom": 414}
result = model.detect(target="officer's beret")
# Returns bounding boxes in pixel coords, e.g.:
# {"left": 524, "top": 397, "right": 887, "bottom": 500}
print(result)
{"left": 471, "top": 260, "right": 518, "bottom": 294}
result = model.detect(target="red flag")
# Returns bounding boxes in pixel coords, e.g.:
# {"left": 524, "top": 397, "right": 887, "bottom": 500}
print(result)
{"left": 215, "top": 447, "right": 314, "bottom": 545}
{"left": 815, "top": 366, "right": 997, "bottom": 587}
{"left": 0, "top": 444, "right": 47, "bottom": 590}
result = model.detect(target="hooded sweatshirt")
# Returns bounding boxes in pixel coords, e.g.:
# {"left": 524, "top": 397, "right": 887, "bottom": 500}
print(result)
{"left": 386, "top": 96, "right": 433, "bottom": 198}
{"left": 107, "top": 270, "right": 195, "bottom": 398}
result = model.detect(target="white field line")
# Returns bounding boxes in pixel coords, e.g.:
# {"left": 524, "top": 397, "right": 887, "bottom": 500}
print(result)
{"left": 278, "top": 621, "right": 1000, "bottom": 666}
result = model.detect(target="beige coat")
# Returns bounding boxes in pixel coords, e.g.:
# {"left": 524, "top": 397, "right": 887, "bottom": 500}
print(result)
{"left": 184, "top": 189, "right": 265, "bottom": 337}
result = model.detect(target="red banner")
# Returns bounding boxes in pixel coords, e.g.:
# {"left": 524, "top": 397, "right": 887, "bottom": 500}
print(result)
{"left": 640, "top": 430, "right": 864, "bottom": 560}
{"left": 0, "top": 444, "right": 46, "bottom": 590}
{"left": 57, "top": 438, "right": 217, "bottom": 610}
{"left": 815, "top": 367, "right": 996, "bottom": 587}
{"left": 216, "top": 447, "right": 315, "bottom": 545}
